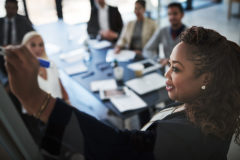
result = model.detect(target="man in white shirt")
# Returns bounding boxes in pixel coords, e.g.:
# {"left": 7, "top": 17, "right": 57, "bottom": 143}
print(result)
{"left": 87, "top": 0, "right": 123, "bottom": 42}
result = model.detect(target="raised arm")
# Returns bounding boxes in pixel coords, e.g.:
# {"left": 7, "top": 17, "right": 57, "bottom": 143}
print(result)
{"left": 4, "top": 45, "right": 200, "bottom": 160}
{"left": 4, "top": 45, "right": 156, "bottom": 159}
{"left": 5, "top": 45, "right": 56, "bottom": 123}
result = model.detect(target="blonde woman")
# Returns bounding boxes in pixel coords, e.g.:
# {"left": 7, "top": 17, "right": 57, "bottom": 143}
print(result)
{"left": 22, "top": 31, "right": 70, "bottom": 104}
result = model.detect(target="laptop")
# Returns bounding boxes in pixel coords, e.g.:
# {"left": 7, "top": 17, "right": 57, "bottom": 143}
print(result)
{"left": 125, "top": 73, "right": 166, "bottom": 95}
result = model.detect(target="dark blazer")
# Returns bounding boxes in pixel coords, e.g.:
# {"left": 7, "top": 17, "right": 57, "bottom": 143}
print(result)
{"left": 0, "top": 14, "right": 34, "bottom": 45}
{"left": 0, "top": 14, "right": 34, "bottom": 86}
{"left": 87, "top": 3, "right": 123, "bottom": 40}
{"left": 41, "top": 99, "right": 231, "bottom": 160}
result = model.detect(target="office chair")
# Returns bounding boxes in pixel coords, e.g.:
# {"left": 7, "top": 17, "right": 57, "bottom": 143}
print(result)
{"left": 228, "top": 0, "right": 240, "bottom": 19}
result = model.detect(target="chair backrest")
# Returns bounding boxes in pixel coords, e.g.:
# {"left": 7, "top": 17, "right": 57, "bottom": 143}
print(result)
{"left": 228, "top": 0, "right": 240, "bottom": 19}
{"left": 227, "top": 135, "right": 240, "bottom": 160}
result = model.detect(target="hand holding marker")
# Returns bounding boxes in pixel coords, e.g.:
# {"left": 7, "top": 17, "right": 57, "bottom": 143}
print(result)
{"left": 0, "top": 47, "right": 51, "bottom": 68}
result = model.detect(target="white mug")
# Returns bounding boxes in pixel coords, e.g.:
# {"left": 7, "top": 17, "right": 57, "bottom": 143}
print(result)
{"left": 113, "top": 66, "right": 124, "bottom": 80}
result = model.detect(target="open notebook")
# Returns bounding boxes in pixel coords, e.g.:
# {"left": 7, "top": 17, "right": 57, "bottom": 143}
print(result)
{"left": 110, "top": 87, "right": 147, "bottom": 112}
{"left": 125, "top": 73, "right": 166, "bottom": 95}
{"left": 0, "top": 84, "right": 43, "bottom": 160}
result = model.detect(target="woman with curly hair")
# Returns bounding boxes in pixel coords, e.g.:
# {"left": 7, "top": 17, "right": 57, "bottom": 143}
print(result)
{"left": 4, "top": 26, "right": 240, "bottom": 160}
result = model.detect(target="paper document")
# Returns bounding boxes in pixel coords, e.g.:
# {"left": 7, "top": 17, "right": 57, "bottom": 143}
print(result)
{"left": 125, "top": 73, "right": 166, "bottom": 95}
{"left": 45, "top": 43, "right": 61, "bottom": 55}
{"left": 99, "top": 87, "right": 127, "bottom": 100}
{"left": 90, "top": 79, "right": 117, "bottom": 92}
{"left": 110, "top": 87, "right": 147, "bottom": 112}
{"left": 106, "top": 49, "right": 136, "bottom": 62}
{"left": 64, "top": 63, "right": 88, "bottom": 76}
{"left": 127, "top": 59, "right": 161, "bottom": 74}
{"left": 88, "top": 40, "right": 112, "bottom": 49}
{"left": 59, "top": 48, "right": 89, "bottom": 63}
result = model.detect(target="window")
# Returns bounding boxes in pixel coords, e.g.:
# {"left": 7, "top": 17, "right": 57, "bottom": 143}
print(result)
{"left": 26, "top": 0, "right": 58, "bottom": 25}
{"left": 62, "top": 0, "right": 91, "bottom": 25}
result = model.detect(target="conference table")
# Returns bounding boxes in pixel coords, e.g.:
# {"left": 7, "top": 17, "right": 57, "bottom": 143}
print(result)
{"left": 50, "top": 43, "right": 169, "bottom": 127}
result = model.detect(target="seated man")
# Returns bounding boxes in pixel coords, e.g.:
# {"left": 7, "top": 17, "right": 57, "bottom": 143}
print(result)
{"left": 0, "top": 0, "right": 34, "bottom": 86}
{"left": 114, "top": 0, "right": 157, "bottom": 56}
{"left": 87, "top": 0, "right": 123, "bottom": 42}
{"left": 0, "top": 0, "right": 34, "bottom": 45}
{"left": 143, "top": 2, "right": 187, "bottom": 67}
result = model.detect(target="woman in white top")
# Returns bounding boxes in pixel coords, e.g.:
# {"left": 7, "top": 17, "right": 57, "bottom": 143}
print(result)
{"left": 22, "top": 31, "right": 70, "bottom": 104}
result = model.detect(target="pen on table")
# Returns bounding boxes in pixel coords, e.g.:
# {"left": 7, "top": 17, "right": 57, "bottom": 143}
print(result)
{"left": 82, "top": 71, "right": 94, "bottom": 79}
{"left": 0, "top": 47, "right": 51, "bottom": 68}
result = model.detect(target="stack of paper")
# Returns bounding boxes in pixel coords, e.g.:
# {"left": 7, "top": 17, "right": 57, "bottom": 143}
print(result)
{"left": 106, "top": 49, "right": 136, "bottom": 62}
{"left": 59, "top": 48, "right": 89, "bottom": 63}
{"left": 88, "top": 40, "right": 112, "bottom": 49}
{"left": 127, "top": 59, "right": 161, "bottom": 74}
{"left": 90, "top": 79, "right": 117, "bottom": 92}
{"left": 110, "top": 87, "right": 147, "bottom": 112}
{"left": 45, "top": 43, "right": 61, "bottom": 55}
{"left": 125, "top": 73, "right": 166, "bottom": 95}
{"left": 63, "top": 63, "right": 88, "bottom": 76}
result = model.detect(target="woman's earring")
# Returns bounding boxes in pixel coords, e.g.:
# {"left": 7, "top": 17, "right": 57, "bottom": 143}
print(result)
{"left": 201, "top": 85, "right": 206, "bottom": 90}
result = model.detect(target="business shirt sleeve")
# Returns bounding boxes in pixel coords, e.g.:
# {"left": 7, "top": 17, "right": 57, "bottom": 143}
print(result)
{"left": 42, "top": 99, "right": 230, "bottom": 160}
{"left": 18, "top": 15, "right": 34, "bottom": 32}
{"left": 114, "top": 7, "right": 123, "bottom": 36}
{"left": 143, "top": 27, "right": 162, "bottom": 59}
{"left": 24, "top": 17, "right": 34, "bottom": 32}
{"left": 41, "top": 99, "right": 155, "bottom": 160}
{"left": 151, "top": 21, "right": 158, "bottom": 36}
{"left": 154, "top": 122, "right": 195, "bottom": 160}
{"left": 116, "top": 22, "right": 130, "bottom": 48}
{"left": 89, "top": 0, "right": 95, "bottom": 7}
{"left": 87, "top": 8, "right": 99, "bottom": 38}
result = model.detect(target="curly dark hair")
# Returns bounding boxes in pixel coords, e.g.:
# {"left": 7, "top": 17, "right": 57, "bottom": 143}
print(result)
{"left": 180, "top": 26, "right": 240, "bottom": 144}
